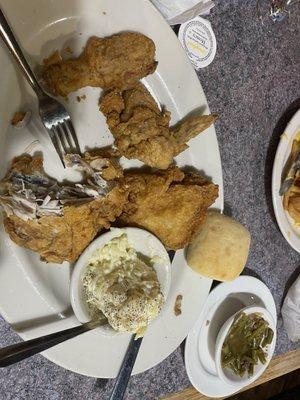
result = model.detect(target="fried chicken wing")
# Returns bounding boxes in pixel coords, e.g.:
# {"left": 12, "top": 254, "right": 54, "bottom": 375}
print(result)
{"left": 118, "top": 167, "right": 219, "bottom": 249}
{"left": 42, "top": 33, "right": 157, "bottom": 97}
{"left": 100, "top": 83, "right": 217, "bottom": 169}
{"left": 0, "top": 155, "right": 127, "bottom": 263}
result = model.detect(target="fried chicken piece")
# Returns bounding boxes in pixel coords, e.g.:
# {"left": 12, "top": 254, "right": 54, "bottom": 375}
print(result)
{"left": 100, "top": 83, "right": 217, "bottom": 169}
{"left": 42, "top": 33, "right": 157, "bottom": 97}
{"left": 10, "top": 154, "right": 44, "bottom": 174}
{"left": 64, "top": 149, "right": 123, "bottom": 181}
{"left": 83, "top": 148, "right": 123, "bottom": 181}
{"left": 1, "top": 155, "right": 127, "bottom": 263}
{"left": 171, "top": 115, "right": 218, "bottom": 155}
{"left": 118, "top": 167, "right": 218, "bottom": 249}
{"left": 4, "top": 193, "right": 125, "bottom": 264}
{"left": 100, "top": 83, "right": 173, "bottom": 169}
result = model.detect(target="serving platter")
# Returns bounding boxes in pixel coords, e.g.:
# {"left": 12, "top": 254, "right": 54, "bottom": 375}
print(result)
{"left": 0, "top": 0, "right": 223, "bottom": 377}
{"left": 272, "top": 109, "right": 300, "bottom": 253}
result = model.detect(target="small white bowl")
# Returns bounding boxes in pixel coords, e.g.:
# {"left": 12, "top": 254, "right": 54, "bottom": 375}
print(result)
{"left": 215, "top": 306, "right": 276, "bottom": 388}
{"left": 70, "top": 227, "right": 171, "bottom": 336}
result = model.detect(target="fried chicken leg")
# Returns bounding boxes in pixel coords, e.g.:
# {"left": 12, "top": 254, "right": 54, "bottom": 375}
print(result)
{"left": 42, "top": 33, "right": 157, "bottom": 97}
{"left": 118, "top": 167, "right": 219, "bottom": 249}
{"left": 100, "top": 83, "right": 217, "bottom": 169}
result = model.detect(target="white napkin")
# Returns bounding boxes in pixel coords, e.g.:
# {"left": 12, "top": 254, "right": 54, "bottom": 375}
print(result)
{"left": 151, "top": 0, "right": 215, "bottom": 25}
{"left": 281, "top": 274, "right": 300, "bottom": 342}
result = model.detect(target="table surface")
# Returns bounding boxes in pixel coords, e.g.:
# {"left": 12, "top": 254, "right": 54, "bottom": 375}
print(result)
{"left": 0, "top": 1, "right": 299, "bottom": 399}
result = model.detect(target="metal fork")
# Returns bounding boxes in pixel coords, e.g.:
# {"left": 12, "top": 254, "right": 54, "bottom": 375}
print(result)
{"left": 0, "top": 8, "right": 81, "bottom": 166}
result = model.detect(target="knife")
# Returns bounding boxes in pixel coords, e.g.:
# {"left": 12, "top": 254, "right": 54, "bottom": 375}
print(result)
{"left": 0, "top": 317, "right": 107, "bottom": 367}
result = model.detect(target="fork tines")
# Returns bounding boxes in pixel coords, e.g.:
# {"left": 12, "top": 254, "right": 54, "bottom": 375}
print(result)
{"left": 49, "top": 118, "right": 81, "bottom": 166}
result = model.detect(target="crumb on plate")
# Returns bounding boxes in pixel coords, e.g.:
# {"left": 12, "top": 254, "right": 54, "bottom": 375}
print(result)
{"left": 174, "top": 294, "right": 183, "bottom": 316}
{"left": 76, "top": 94, "right": 86, "bottom": 102}
{"left": 11, "top": 112, "right": 26, "bottom": 126}
{"left": 65, "top": 46, "right": 73, "bottom": 54}
{"left": 11, "top": 111, "right": 31, "bottom": 129}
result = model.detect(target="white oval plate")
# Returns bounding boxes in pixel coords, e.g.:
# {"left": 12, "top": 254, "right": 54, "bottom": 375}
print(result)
{"left": 0, "top": 0, "right": 223, "bottom": 377}
{"left": 272, "top": 109, "right": 300, "bottom": 253}
{"left": 185, "top": 276, "right": 277, "bottom": 398}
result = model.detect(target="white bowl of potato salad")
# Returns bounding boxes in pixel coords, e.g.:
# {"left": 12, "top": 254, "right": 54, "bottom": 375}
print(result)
{"left": 70, "top": 227, "right": 171, "bottom": 337}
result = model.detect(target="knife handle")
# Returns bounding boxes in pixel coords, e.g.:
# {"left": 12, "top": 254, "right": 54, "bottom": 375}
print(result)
{"left": 0, "top": 319, "right": 102, "bottom": 367}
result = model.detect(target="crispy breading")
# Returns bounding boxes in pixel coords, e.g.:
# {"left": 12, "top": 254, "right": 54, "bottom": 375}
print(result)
{"left": 10, "top": 154, "right": 44, "bottom": 175}
{"left": 4, "top": 190, "right": 126, "bottom": 263}
{"left": 42, "top": 33, "right": 157, "bottom": 97}
{"left": 84, "top": 148, "right": 123, "bottom": 181}
{"left": 100, "top": 83, "right": 173, "bottom": 169}
{"left": 100, "top": 83, "right": 217, "bottom": 169}
{"left": 1, "top": 154, "right": 218, "bottom": 261}
{"left": 172, "top": 114, "right": 219, "bottom": 155}
{"left": 1, "top": 156, "right": 128, "bottom": 263}
{"left": 117, "top": 167, "right": 219, "bottom": 249}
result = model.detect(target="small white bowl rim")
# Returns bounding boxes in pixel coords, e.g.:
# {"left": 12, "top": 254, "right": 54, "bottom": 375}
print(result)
{"left": 70, "top": 227, "right": 172, "bottom": 335}
{"left": 215, "top": 306, "right": 277, "bottom": 388}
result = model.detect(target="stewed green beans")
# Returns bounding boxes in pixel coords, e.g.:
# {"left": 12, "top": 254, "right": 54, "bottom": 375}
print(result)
{"left": 221, "top": 312, "right": 274, "bottom": 377}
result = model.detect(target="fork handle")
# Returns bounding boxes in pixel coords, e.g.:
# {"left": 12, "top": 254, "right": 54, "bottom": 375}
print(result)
{"left": 0, "top": 8, "right": 44, "bottom": 97}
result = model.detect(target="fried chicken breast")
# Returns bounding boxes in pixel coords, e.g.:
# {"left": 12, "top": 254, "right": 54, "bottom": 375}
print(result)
{"left": 42, "top": 33, "right": 157, "bottom": 97}
{"left": 100, "top": 83, "right": 217, "bottom": 169}
{"left": 118, "top": 167, "right": 219, "bottom": 249}
{"left": 0, "top": 155, "right": 127, "bottom": 263}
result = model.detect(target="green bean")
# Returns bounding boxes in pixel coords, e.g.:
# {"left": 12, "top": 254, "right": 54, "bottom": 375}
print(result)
{"left": 248, "top": 363, "right": 254, "bottom": 376}
{"left": 241, "top": 355, "right": 254, "bottom": 364}
{"left": 262, "top": 328, "right": 274, "bottom": 347}
{"left": 222, "top": 355, "right": 235, "bottom": 367}
{"left": 252, "top": 349, "right": 258, "bottom": 363}
{"left": 221, "top": 312, "right": 274, "bottom": 377}
{"left": 257, "top": 348, "right": 266, "bottom": 364}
